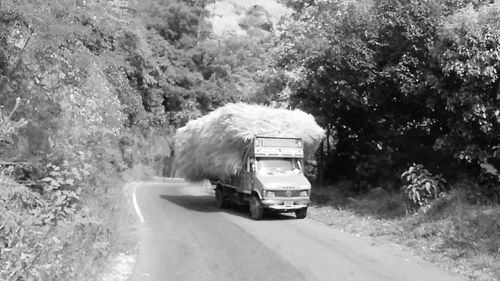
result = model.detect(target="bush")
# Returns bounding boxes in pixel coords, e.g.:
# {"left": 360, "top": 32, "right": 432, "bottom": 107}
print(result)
{"left": 401, "top": 164, "right": 447, "bottom": 208}
{"left": 404, "top": 188, "right": 500, "bottom": 256}
{"left": 311, "top": 183, "right": 407, "bottom": 219}
{"left": 346, "top": 187, "right": 407, "bottom": 219}
{"left": 310, "top": 181, "right": 358, "bottom": 207}
{"left": 0, "top": 171, "right": 130, "bottom": 280}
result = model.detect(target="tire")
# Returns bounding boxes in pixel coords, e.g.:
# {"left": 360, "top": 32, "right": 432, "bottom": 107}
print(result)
{"left": 295, "top": 207, "right": 307, "bottom": 219}
{"left": 249, "top": 196, "right": 264, "bottom": 220}
{"left": 215, "top": 188, "right": 226, "bottom": 209}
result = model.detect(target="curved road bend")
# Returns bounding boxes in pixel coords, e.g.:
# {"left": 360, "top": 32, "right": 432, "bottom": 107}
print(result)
{"left": 129, "top": 180, "right": 466, "bottom": 281}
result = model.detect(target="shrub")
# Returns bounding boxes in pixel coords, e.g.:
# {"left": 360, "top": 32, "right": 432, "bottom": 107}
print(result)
{"left": 401, "top": 164, "right": 447, "bottom": 208}
{"left": 0, "top": 170, "right": 128, "bottom": 280}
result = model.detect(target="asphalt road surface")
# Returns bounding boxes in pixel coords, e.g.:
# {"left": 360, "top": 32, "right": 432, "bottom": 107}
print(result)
{"left": 129, "top": 180, "right": 466, "bottom": 281}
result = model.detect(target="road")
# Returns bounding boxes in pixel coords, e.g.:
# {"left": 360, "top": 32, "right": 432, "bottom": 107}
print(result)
{"left": 129, "top": 180, "right": 466, "bottom": 281}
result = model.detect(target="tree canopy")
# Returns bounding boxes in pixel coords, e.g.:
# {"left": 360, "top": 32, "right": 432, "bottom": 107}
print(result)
{"left": 272, "top": 0, "right": 499, "bottom": 188}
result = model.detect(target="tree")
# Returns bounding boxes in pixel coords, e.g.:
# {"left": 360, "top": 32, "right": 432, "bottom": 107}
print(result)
{"left": 272, "top": 0, "right": 498, "bottom": 187}
{"left": 436, "top": 2, "right": 500, "bottom": 178}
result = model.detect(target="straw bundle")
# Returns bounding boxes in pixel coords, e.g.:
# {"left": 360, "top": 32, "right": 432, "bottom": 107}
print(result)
{"left": 174, "top": 103, "right": 325, "bottom": 182}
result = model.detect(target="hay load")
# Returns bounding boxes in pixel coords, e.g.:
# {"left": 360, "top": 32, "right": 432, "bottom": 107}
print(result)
{"left": 174, "top": 103, "right": 325, "bottom": 182}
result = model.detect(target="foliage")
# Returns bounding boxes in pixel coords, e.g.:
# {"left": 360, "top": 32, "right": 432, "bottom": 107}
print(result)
{"left": 436, "top": 2, "right": 500, "bottom": 176}
{"left": 0, "top": 172, "right": 127, "bottom": 280}
{"left": 272, "top": 0, "right": 500, "bottom": 190}
{"left": 40, "top": 162, "right": 90, "bottom": 192}
{"left": 1, "top": 0, "right": 142, "bottom": 279}
{"left": 401, "top": 164, "right": 447, "bottom": 207}
{"left": 0, "top": 97, "right": 27, "bottom": 148}
{"left": 1, "top": 0, "right": 499, "bottom": 277}
{"left": 0, "top": 0, "right": 274, "bottom": 277}
{"left": 309, "top": 186, "right": 500, "bottom": 281}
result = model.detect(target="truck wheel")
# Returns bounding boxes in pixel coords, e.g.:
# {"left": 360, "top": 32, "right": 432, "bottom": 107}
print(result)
{"left": 249, "top": 196, "right": 264, "bottom": 220}
{"left": 215, "top": 188, "right": 226, "bottom": 209}
{"left": 295, "top": 207, "right": 307, "bottom": 219}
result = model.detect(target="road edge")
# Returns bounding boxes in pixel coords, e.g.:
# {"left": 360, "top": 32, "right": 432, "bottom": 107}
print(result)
{"left": 99, "top": 181, "right": 143, "bottom": 281}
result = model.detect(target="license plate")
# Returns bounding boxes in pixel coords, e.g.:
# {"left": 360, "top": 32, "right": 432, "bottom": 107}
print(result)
{"left": 284, "top": 201, "right": 293, "bottom": 207}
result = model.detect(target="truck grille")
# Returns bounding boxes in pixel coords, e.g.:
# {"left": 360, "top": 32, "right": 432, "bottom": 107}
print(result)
{"left": 274, "top": 190, "right": 302, "bottom": 197}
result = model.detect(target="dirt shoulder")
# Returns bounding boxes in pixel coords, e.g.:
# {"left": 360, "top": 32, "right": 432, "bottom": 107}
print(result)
{"left": 308, "top": 188, "right": 500, "bottom": 281}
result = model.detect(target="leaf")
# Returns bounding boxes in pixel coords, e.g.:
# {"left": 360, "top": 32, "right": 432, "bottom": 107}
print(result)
{"left": 50, "top": 180, "right": 60, "bottom": 188}
{"left": 425, "top": 181, "right": 432, "bottom": 193}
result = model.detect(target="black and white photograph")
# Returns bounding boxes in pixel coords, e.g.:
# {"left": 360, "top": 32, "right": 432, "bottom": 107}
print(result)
{"left": 0, "top": 0, "right": 499, "bottom": 280}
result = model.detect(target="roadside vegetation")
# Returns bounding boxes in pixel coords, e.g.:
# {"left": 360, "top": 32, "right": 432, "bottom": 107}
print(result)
{"left": 310, "top": 185, "right": 499, "bottom": 281}
{"left": 1, "top": 0, "right": 275, "bottom": 279}
{"left": 273, "top": 2, "right": 499, "bottom": 280}
{"left": 1, "top": 0, "right": 499, "bottom": 280}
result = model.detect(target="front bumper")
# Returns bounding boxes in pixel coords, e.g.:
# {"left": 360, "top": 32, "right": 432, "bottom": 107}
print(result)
{"left": 261, "top": 198, "right": 310, "bottom": 211}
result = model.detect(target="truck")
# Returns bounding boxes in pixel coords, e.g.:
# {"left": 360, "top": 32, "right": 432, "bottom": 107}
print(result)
{"left": 173, "top": 103, "right": 324, "bottom": 220}
{"left": 211, "top": 136, "right": 311, "bottom": 220}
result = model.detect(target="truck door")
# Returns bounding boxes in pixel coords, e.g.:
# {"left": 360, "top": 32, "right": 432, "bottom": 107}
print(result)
{"left": 239, "top": 157, "right": 254, "bottom": 194}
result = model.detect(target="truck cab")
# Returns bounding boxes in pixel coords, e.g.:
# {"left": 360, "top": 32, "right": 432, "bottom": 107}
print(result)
{"left": 213, "top": 136, "right": 311, "bottom": 220}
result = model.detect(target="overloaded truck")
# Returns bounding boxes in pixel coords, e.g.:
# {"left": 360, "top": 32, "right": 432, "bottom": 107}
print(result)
{"left": 212, "top": 136, "right": 311, "bottom": 219}
{"left": 174, "top": 103, "right": 324, "bottom": 220}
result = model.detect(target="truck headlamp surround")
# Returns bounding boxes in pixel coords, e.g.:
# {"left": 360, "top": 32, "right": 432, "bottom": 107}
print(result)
{"left": 300, "top": 190, "right": 308, "bottom": 197}
{"left": 265, "top": 190, "right": 276, "bottom": 198}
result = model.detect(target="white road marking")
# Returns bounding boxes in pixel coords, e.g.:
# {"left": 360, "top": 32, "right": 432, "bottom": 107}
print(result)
{"left": 132, "top": 183, "right": 145, "bottom": 224}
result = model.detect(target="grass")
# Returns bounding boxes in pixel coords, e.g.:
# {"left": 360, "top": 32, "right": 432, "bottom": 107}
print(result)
{"left": 93, "top": 179, "right": 138, "bottom": 280}
{"left": 309, "top": 185, "right": 500, "bottom": 281}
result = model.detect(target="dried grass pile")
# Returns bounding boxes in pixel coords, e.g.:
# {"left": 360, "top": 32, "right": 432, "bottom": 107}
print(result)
{"left": 174, "top": 103, "right": 325, "bottom": 182}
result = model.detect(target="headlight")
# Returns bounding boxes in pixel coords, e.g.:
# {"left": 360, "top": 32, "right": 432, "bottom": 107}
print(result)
{"left": 266, "top": 191, "right": 275, "bottom": 197}
{"left": 300, "top": 191, "right": 308, "bottom": 197}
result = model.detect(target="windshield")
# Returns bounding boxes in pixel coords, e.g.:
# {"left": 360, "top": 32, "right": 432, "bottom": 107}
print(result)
{"left": 256, "top": 158, "right": 302, "bottom": 175}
